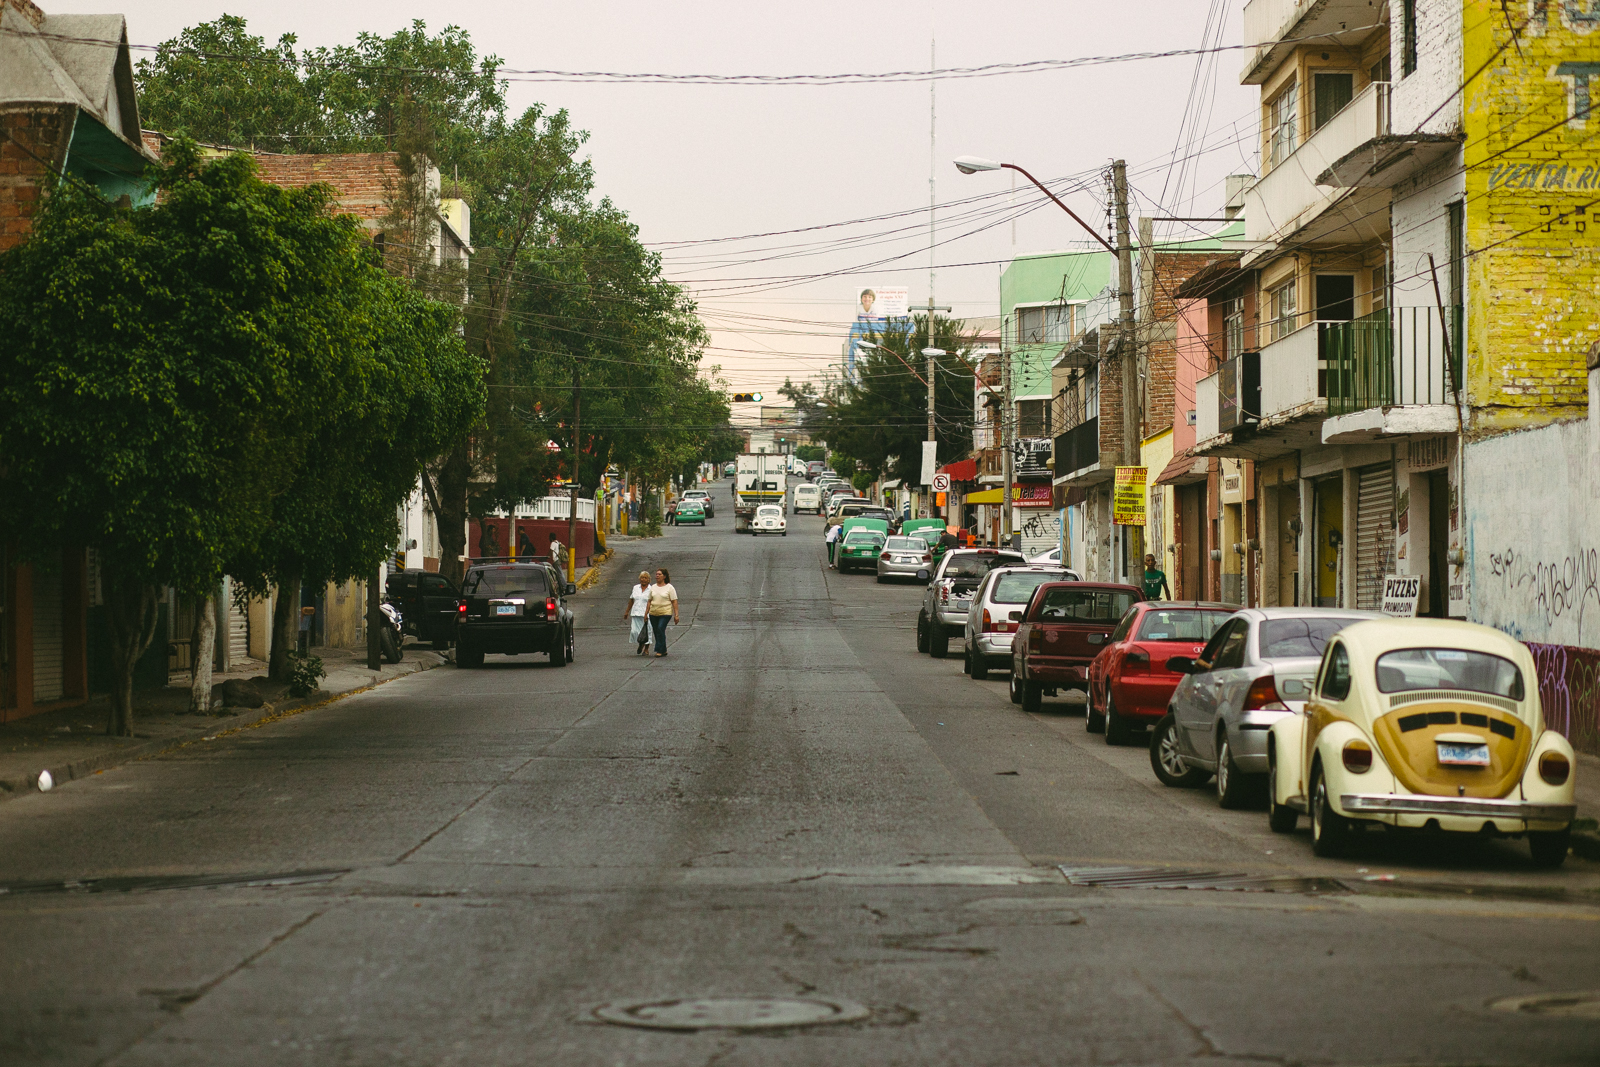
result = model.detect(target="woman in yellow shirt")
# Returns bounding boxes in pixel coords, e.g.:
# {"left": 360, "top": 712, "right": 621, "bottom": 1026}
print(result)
{"left": 647, "top": 568, "right": 679, "bottom": 657}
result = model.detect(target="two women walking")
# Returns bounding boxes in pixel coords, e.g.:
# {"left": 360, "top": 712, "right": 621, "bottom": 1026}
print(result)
{"left": 621, "top": 568, "right": 679, "bottom": 657}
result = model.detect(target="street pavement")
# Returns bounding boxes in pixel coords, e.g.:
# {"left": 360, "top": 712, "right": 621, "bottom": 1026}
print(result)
{"left": 1, "top": 477, "right": 1598, "bottom": 1066}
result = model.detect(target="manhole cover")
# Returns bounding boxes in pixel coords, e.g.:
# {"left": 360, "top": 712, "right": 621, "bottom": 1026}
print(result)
{"left": 1490, "top": 991, "right": 1600, "bottom": 1019}
{"left": 592, "top": 996, "right": 870, "bottom": 1031}
{"left": 1059, "top": 865, "right": 1345, "bottom": 894}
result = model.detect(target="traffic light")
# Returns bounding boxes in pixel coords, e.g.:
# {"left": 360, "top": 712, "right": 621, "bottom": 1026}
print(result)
{"left": 730, "top": 392, "right": 764, "bottom": 403}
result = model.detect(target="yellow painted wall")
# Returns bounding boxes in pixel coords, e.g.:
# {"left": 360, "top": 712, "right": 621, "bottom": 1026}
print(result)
{"left": 1465, "top": 1, "right": 1600, "bottom": 432}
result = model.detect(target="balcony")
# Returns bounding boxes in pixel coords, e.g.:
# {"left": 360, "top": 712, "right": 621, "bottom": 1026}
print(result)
{"left": 1322, "top": 308, "right": 1464, "bottom": 443}
{"left": 1244, "top": 82, "right": 1393, "bottom": 255}
{"left": 1241, "top": 0, "right": 1387, "bottom": 85}
{"left": 1054, "top": 417, "right": 1100, "bottom": 481}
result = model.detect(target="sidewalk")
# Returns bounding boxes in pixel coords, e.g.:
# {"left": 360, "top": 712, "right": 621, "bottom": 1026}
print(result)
{"left": 0, "top": 643, "right": 444, "bottom": 803}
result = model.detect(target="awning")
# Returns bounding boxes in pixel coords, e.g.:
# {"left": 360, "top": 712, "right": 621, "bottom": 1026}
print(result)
{"left": 964, "top": 485, "right": 1053, "bottom": 508}
{"left": 940, "top": 458, "right": 977, "bottom": 481}
{"left": 1154, "top": 449, "right": 1213, "bottom": 486}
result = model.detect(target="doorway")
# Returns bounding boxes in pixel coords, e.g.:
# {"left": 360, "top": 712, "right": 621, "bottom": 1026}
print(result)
{"left": 1426, "top": 469, "right": 1449, "bottom": 617}
{"left": 1277, "top": 484, "right": 1301, "bottom": 607}
{"left": 1315, "top": 274, "right": 1356, "bottom": 322}
{"left": 1313, "top": 474, "right": 1343, "bottom": 607}
{"left": 1178, "top": 484, "right": 1205, "bottom": 600}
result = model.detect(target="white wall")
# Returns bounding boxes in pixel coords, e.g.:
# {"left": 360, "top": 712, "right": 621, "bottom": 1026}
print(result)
{"left": 1390, "top": 156, "right": 1466, "bottom": 306}
{"left": 1388, "top": 0, "right": 1464, "bottom": 137}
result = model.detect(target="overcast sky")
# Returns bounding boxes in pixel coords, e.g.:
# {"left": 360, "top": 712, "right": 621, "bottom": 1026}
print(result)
{"left": 55, "top": 0, "right": 1259, "bottom": 396}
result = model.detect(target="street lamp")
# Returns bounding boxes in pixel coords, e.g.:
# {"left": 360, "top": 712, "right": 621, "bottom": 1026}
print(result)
{"left": 952, "top": 156, "right": 1114, "bottom": 254}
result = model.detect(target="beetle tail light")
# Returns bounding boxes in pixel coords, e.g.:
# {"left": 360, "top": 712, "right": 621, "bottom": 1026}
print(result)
{"left": 1243, "top": 675, "right": 1288, "bottom": 711}
{"left": 1539, "top": 751, "right": 1571, "bottom": 786}
{"left": 1342, "top": 739, "right": 1373, "bottom": 773}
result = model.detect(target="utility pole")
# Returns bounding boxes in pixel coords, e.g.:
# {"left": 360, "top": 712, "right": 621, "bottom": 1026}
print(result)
{"left": 1112, "top": 159, "right": 1142, "bottom": 573}
{"left": 567, "top": 366, "right": 580, "bottom": 585}
{"left": 1001, "top": 348, "right": 1014, "bottom": 546}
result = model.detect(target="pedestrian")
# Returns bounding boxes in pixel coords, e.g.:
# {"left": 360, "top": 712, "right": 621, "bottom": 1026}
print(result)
{"left": 647, "top": 568, "right": 679, "bottom": 656}
{"left": 622, "top": 571, "right": 652, "bottom": 654}
{"left": 825, "top": 521, "right": 841, "bottom": 566}
{"left": 1142, "top": 553, "right": 1172, "bottom": 600}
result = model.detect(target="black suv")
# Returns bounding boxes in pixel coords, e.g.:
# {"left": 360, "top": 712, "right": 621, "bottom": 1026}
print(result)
{"left": 456, "top": 561, "right": 577, "bottom": 668}
{"left": 384, "top": 569, "right": 461, "bottom": 648}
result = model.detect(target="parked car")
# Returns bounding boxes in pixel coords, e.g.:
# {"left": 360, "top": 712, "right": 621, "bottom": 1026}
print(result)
{"left": 837, "top": 527, "right": 888, "bottom": 572}
{"left": 962, "top": 566, "right": 1073, "bottom": 679}
{"left": 680, "top": 488, "right": 714, "bottom": 518}
{"left": 383, "top": 569, "right": 461, "bottom": 649}
{"left": 1009, "top": 582, "right": 1142, "bottom": 711}
{"left": 1265, "top": 618, "right": 1577, "bottom": 865}
{"left": 1026, "top": 547, "right": 1081, "bottom": 579}
{"left": 674, "top": 499, "right": 707, "bottom": 525}
{"left": 751, "top": 503, "right": 787, "bottom": 535}
{"left": 1087, "top": 601, "right": 1236, "bottom": 745}
{"left": 455, "top": 561, "right": 576, "bottom": 669}
{"left": 876, "top": 535, "right": 934, "bottom": 583}
{"left": 724, "top": 463, "right": 735, "bottom": 476}
{"left": 1153, "top": 608, "right": 1381, "bottom": 806}
{"left": 792, "top": 483, "right": 822, "bottom": 513}
{"left": 916, "top": 548, "right": 1026, "bottom": 658}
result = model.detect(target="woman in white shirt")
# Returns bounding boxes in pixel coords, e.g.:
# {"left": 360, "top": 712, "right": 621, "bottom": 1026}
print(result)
{"left": 647, "top": 568, "right": 679, "bottom": 657}
{"left": 621, "top": 571, "right": 652, "bottom": 654}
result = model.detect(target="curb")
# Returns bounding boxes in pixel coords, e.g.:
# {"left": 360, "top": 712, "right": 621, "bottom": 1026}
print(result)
{"left": 576, "top": 549, "right": 613, "bottom": 591}
{"left": 0, "top": 656, "right": 441, "bottom": 803}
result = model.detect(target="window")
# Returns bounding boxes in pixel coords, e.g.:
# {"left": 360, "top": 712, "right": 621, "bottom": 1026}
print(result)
{"left": 1370, "top": 55, "right": 1391, "bottom": 84}
{"left": 1447, "top": 200, "right": 1465, "bottom": 307}
{"left": 463, "top": 568, "right": 547, "bottom": 597}
{"left": 1109, "top": 608, "right": 1139, "bottom": 643}
{"left": 1016, "top": 304, "right": 1073, "bottom": 345}
{"left": 843, "top": 530, "right": 884, "bottom": 546}
{"left": 942, "top": 552, "right": 1026, "bottom": 579}
{"left": 1401, "top": 0, "right": 1418, "bottom": 77}
{"left": 1224, "top": 296, "right": 1245, "bottom": 362}
{"left": 993, "top": 571, "right": 1068, "bottom": 604}
{"left": 1370, "top": 264, "right": 1389, "bottom": 312}
{"left": 1375, "top": 649, "right": 1524, "bottom": 699}
{"left": 1212, "top": 621, "right": 1250, "bottom": 670}
{"left": 1270, "top": 280, "right": 1299, "bottom": 341}
{"left": 1017, "top": 399, "right": 1048, "bottom": 437}
{"left": 1135, "top": 609, "right": 1234, "bottom": 642}
{"left": 1318, "top": 642, "right": 1352, "bottom": 700}
{"left": 1259, "top": 617, "right": 1352, "bottom": 659}
{"left": 1268, "top": 82, "right": 1299, "bottom": 167}
{"left": 1036, "top": 588, "right": 1140, "bottom": 622}
{"left": 1313, "top": 72, "right": 1354, "bottom": 131}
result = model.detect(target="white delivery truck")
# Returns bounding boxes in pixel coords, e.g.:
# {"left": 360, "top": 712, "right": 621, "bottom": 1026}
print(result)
{"left": 733, "top": 453, "right": 787, "bottom": 533}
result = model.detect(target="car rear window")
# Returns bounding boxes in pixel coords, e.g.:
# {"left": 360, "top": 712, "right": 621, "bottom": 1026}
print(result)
{"left": 1135, "top": 609, "right": 1234, "bottom": 642}
{"left": 993, "top": 571, "right": 1068, "bottom": 603}
{"left": 884, "top": 537, "right": 921, "bottom": 552}
{"left": 1034, "top": 587, "right": 1138, "bottom": 622}
{"left": 1375, "top": 648, "right": 1525, "bottom": 699}
{"left": 844, "top": 530, "right": 884, "bottom": 545}
{"left": 1259, "top": 617, "right": 1356, "bottom": 659}
{"left": 943, "top": 553, "right": 1026, "bottom": 579}
{"left": 463, "top": 568, "right": 548, "bottom": 597}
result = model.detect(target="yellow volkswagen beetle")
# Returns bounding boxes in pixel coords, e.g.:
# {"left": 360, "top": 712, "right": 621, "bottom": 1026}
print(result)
{"left": 1266, "top": 619, "right": 1577, "bottom": 867}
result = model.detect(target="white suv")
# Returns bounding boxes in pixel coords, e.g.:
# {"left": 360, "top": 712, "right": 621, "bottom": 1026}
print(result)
{"left": 962, "top": 566, "right": 1072, "bottom": 679}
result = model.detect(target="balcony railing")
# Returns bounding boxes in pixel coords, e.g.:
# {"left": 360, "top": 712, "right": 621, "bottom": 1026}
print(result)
{"left": 1054, "top": 417, "right": 1099, "bottom": 478}
{"left": 1323, "top": 307, "right": 1463, "bottom": 416}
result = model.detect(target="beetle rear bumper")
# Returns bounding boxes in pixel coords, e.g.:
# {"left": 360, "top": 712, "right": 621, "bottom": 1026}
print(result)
{"left": 1340, "top": 793, "right": 1575, "bottom": 823}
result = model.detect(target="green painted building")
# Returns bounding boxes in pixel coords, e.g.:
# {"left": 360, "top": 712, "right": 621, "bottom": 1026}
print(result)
{"left": 999, "top": 250, "right": 1115, "bottom": 426}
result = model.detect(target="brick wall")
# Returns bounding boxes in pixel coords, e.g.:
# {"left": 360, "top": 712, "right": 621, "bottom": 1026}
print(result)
{"left": 1143, "top": 250, "right": 1228, "bottom": 438}
{"left": 0, "top": 105, "right": 73, "bottom": 252}
{"left": 250, "top": 152, "right": 401, "bottom": 232}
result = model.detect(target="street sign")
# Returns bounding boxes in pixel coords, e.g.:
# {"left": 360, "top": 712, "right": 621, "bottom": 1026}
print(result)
{"left": 1380, "top": 574, "right": 1421, "bottom": 617}
{"left": 931, "top": 472, "right": 951, "bottom": 493}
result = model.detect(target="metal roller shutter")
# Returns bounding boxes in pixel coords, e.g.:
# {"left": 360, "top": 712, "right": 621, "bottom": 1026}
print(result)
{"left": 32, "top": 549, "right": 64, "bottom": 704}
{"left": 1354, "top": 463, "right": 1395, "bottom": 611}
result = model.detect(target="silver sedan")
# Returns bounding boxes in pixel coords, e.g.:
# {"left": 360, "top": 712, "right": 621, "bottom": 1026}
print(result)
{"left": 876, "top": 535, "right": 934, "bottom": 582}
{"left": 1151, "top": 607, "right": 1383, "bottom": 808}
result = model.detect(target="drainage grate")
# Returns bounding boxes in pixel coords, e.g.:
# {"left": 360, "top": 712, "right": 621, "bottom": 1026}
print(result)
{"left": 1059, "top": 865, "right": 1346, "bottom": 894}
{"left": 0, "top": 869, "right": 348, "bottom": 896}
{"left": 1490, "top": 991, "right": 1600, "bottom": 1019}
{"left": 592, "top": 996, "right": 870, "bottom": 1031}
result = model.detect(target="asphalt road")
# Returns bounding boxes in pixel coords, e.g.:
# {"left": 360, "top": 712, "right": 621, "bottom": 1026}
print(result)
{"left": 2, "top": 478, "right": 1598, "bottom": 1066}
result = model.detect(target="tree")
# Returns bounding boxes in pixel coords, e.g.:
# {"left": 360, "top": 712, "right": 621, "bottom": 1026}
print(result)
{"left": 0, "top": 144, "right": 419, "bottom": 734}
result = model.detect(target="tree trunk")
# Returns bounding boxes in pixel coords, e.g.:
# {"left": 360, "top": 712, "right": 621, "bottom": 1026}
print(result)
{"left": 434, "top": 444, "right": 471, "bottom": 586}
{"left": 188, "top": 588, "right": 218, "bottom": 714}
{"left": 366, "top": 565, "right": 382, "bottom": 671}
{"left": 270, "top": 574, "right": 301, "bottom": 683}
{"left": 102, "top": 566, "right": 158, "bottom": 737}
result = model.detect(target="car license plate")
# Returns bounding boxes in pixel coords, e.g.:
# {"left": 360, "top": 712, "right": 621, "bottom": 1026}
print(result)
{"left": 495, "top": 605, "right": 516, "bottom": 615}
{"left": 1436, "top": 741, "right": 1490, "bottom": 766}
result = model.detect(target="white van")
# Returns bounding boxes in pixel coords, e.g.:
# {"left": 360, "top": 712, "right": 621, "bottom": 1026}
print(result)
{"left": 791, "top": 483, "right": 821, "bottom": 514}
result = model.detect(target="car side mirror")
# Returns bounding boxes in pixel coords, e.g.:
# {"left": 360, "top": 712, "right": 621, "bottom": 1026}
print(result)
{"left": 1165, "top": 656, "right": 1196, "bottom": 674}
{"left": 564, "top": 583, "right": 577, "bottom": 595}
{"left": 1087, "top": 633, "right": 1106, "bottom": 645}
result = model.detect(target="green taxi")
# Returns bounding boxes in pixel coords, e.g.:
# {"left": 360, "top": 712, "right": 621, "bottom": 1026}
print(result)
{"left": 837, "top": 528, "right": 888, "bottom": 574}
{"left": 674, "top": 500, "right": 706, "bottom": 526}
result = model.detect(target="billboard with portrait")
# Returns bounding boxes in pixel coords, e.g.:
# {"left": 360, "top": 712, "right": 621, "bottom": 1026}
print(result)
{"left": 847, "top": 285, "right": 912, "bottom": 379}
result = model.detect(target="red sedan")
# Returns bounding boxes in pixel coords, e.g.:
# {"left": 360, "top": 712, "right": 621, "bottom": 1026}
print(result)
{"left": 1087, "top": 601, "right": 1236, "bottom": 745}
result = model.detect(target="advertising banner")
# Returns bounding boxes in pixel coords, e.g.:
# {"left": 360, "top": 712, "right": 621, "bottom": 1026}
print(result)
{"left": 847, "top": 285, "right": 913, "bottom": 379}
{"left": 1380, "top": 574, "right": 1421, "bottom": 617}
{"left": 920, "top": 440, "right": 938, "bottom": 487}
{"left": 1112, "top": 466, "right": 1147, "bottom": 526}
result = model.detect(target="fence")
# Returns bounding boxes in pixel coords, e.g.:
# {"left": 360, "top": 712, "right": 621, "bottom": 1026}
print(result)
{"left": 1322, "top": 306, "right": 1463, "bottom": 416}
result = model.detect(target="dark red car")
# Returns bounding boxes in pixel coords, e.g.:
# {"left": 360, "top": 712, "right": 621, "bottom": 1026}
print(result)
{"left": 1086, "top": 601, "right": 1237, "bottom": 745}
{"left": 1009, "top": 582, "right": 1143, "bottom": 712}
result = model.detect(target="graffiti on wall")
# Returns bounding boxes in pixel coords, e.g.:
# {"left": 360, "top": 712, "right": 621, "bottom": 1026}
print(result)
{"left": 1526, "top": 641, "right": 1600, "bottom": 756}
{"left": 1486, "top": 545, "right": 1600, "bottom": 643}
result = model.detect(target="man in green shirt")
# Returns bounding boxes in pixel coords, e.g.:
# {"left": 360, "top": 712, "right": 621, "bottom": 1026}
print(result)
{"left": 1142, "top": 553, "right": 1171, "bottom": 600}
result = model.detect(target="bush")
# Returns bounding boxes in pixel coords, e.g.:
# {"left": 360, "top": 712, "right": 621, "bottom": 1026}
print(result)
{"left": 285, "top": 651, "right": 325, "bottom": 697}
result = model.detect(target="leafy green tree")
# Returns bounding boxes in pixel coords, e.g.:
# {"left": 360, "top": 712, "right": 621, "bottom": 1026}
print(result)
{"left": 0, "top": 145, "right": 417, "bottom": 734}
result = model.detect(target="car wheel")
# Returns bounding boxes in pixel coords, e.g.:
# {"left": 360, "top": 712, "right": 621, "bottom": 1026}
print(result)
{"left": 566, "top": 628, "right": 576, "bottom": 664}
{"left": 550, "top": 633, "right": 567, "bottom": 667}
{"left": 1021, "top": 680, "right": 1042, "bottom": 712}
{"left": 1528, "top": 828, "right": 1571, "bottom": 868}
{"left": 1104, "top": 693, "right": 1132, "bottom": 746}
{"left": 1310, "top": 764, "right": 1352, "bottom": 858}
{"left": 1009, "top": 671, "right": 1023, "bottom": 705}
{"left": 456, "top": 643, "right": 482, "bottom": 669}
{"left": 970, "top": 651, "right": 989, "bottom": 680}
{"left": 1150, "top": 714, "right": 1208, "bottom": 788}
{"left": 876, "top": 574, "right": 885, "bottom": 584}
{"left": 1215, "top": 735, "right": 1252, "bottom": 809}
{"left": 1267, "top": 748, "right": 1298, "bottom": 833}
{"left": 1086, "top": 683, "right": 1105, "bottom": 733}
{"left": 916, "top": 613, "right": 930, "bottom": 654}
{"left": 929, "top": 628, "right": 949, "bottom": 659}
{"left": 380, "top": 628, "right": 402, "bottom": 664}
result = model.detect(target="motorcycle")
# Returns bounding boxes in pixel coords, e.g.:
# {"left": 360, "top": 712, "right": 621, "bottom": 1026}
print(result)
{"left": 378, "top": 600, "right": 405, "bottom": 663}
